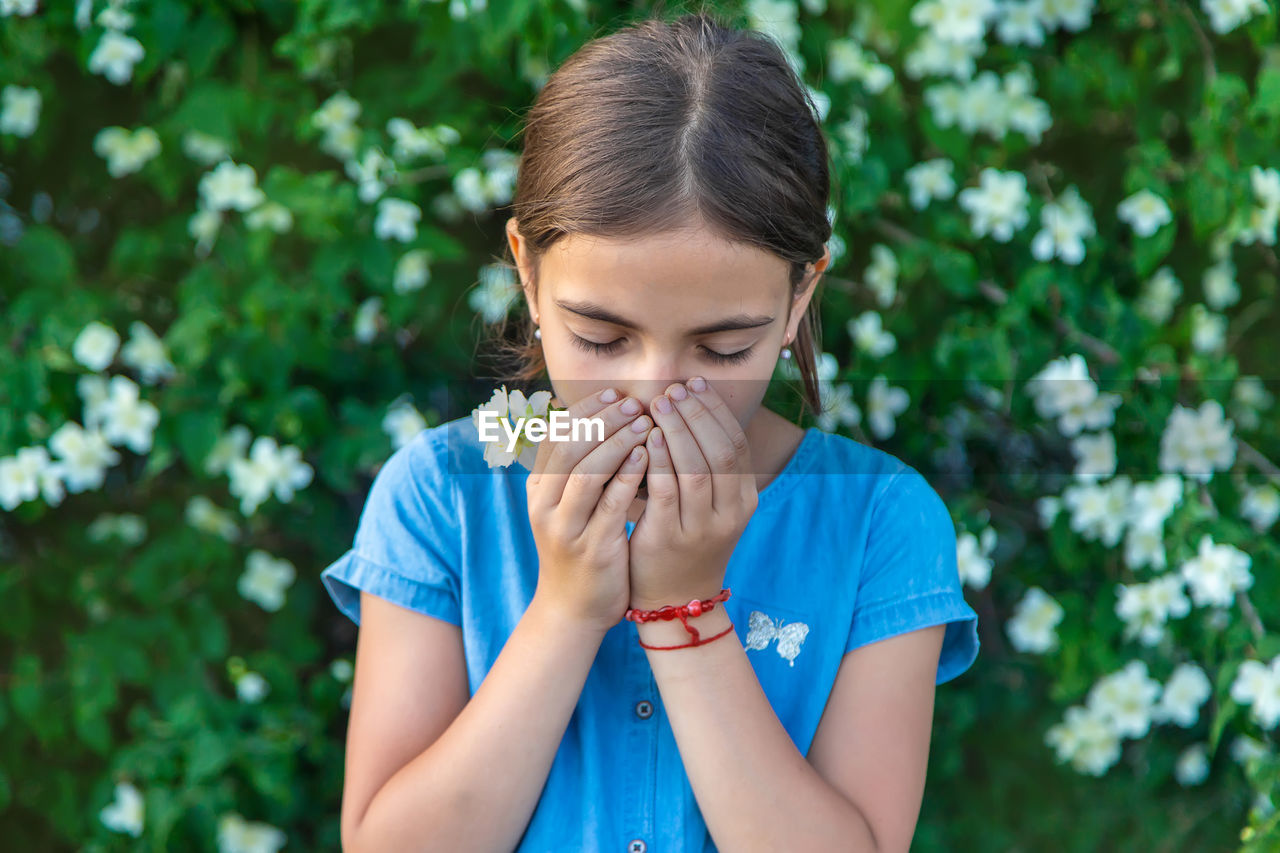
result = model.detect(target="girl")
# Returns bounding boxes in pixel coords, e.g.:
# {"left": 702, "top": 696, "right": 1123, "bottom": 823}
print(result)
{"left": 321, "top": 11, "right": 979, "bottom": 853}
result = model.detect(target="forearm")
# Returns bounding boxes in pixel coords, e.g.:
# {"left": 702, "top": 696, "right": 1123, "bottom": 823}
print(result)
{"left": 351, "top": 596, "right": 606, "bottom": 853}
{"left": 637, "top": 607, "right": 879, "bottom": 853}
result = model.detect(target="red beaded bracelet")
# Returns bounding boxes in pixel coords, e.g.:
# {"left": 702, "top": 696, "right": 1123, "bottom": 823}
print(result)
{"left": 624, "top": 588, "right": 733, "bottom": 650}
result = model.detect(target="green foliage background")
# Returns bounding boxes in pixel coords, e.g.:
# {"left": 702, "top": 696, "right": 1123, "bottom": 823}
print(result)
{"left": 3, "top": 0, "right": 1279, "bottom": 850}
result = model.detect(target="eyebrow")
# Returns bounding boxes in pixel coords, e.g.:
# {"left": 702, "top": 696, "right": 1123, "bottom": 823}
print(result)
{"left": 554, "top": 299, "right": 775, "bottom": 335}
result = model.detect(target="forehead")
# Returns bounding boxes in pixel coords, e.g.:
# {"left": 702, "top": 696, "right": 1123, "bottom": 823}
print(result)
{"left": 542, "top": 228, "right": 791, "bottom": 305}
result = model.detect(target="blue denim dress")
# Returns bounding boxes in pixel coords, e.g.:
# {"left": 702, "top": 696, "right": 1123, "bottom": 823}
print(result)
{"left": 321, "top": 415, "right": 980, "bottom": 852}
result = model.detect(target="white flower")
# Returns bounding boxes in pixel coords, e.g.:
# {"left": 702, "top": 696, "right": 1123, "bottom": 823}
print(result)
{"left": 386, "top": 117, "right": 459, "bottom": 161}
{"left": 73, "top": 321, "right": 120, "bottom": 371}
{"left": 99, "top": 781, "right": 145, "bottom": 837}
{"left": 911, "top": 0, "right": 999, "bottom": 42}
{"left": 1087, "top": 659, "right": 1162, "bottom": 739}
{"left": 1062, "top": 475, "right": 1131, "bottom": 547}
{"left": 1071, "top": 430, "right": 1115, "bottom": 481}
{"left": 189, "top": 207, "right": 222, "bottom": 257}
{"left": 345, "top": 146, "right": 396, "bottom": 203}
{"left": 205, "top": 425, "right": 252, "bottom": 477}
{"left": 1230, "top": 656, "right": 1280, "bottom": 730}
{"left": 833, "top": 106, "right": 869, "bottom": 163}
{"left": 394, "top": 249, "right": 433, "bottom": 294}
{"left": 847, "top": 311, "right": 897, "bottom": 358}
{"left": 1117, "top": 189, "right": 1172, "bottom": 238}
{"left": 1175, "top": 743, "right": 1210, "bottom": 786}
{"left": 905, "top": 31, "right": 985, "bottom": 80}
{"left": 87, "top": 512, "right": 148, "bottom": 545}
{"left": 1189, "top": 303, "right": 1227, "bottom": 353}
{"left": 866, "top": 375, "right": 909, "bottom": 439}
{"left": 88, "top": 30, "right": 145, "bottom": 85}
{"left": 815, "top": 382, "right": 861, "bottom": 433}
{"left": 182, "top": 130, "right": 231, "bottom": 165}
{"left": 1, "top": 0, "right": 39, "bottom": 17}
{"left": 374, "top": 197, "right": 421, "bottom": 242}
{"left": 468, "top": 263, "right": 519, "bottom": 323}
{"left": 827, "top": 39, "right": 894, "bottom": 93}
{"left": 217, "top": 812, "right": 287, "bottom": 853}
{"left": 185, "top": 496, "right": 242, "bottom": 542}
{"left": 1007, "top": 586, "right": 1064, "bottom": 653}
{"left": 244, "top": 202, "right": 293, "bottom": 234}
{"left": 1045, "top": 703, "right": 1122, "bottom": 776}
{"left": 1178, "top": 533, "right": 1253, "bottom": 608}
{"left": 904, "top": 158, "right": 956, "bottom": 210}
{"left": 1157, "top": 399, "right": 1235, "bottom": 483}
{"left": 1035, "top": 495, "right": 1061, "bottom": 529}
{"left": 1231, "top": 375, "right": 1275, "bottom": 432}
{"left": 200, "top": 161, "right": 266, "bottom": 212}
{"left": 1135, "top": 266, "right": 1182, "bottom": 324}
{"left": 1042, "top": 0, "right": 1097, "bottom": 31}
{"left": 119, "top": 322, "right": 177, "bottom": 384}
{"left": 0, "top": 84, "right": 41, "bottom": 137}
{"left": 312, "top": 91, "right": 361, "bottom": 132}
{"left": 995, "top": 0, "right": 1047, "bottom": 44}
{"left": 383, "top": 400, "right": 428, "bottom": 449}
{"left": 958, "top": 167, "right": 1030, "bottom": 241}
{"left": 96, "top": 375, "right": 161, "bottom": 454}
{"left": 956, "top": 526, "right": 996, "bottom": 589}
{"left": 1030, "top": 185, "right": 1095, "bottom": 264}
{"left": 0, "top": 446, "right": 53, "bottom": 510}
{"left": 235, "top": 672, "right": 269, "bottom": 704}
{"left": 1027, "top": 353, "right": 1119, "bottom": 436}
{"left": 1126, "top": 474, "right": 1184, "bottom": 532}
{"left": 1202, "top": 258, "right": 1240, "bottom": 310}
{"left": 49, "top": 422, "right": 120, "bottom": 493}
{"left": 863, "top": 244, "right": 898, "bottom": 308}
{"left": 1115, "top": 574, "right": 1189, "bottom": 646}
{"left": 470, "top": 385, "right": 557, "bottom": 469}
{"left": 238, "top": 549, "right": 296, "bottom": 612}
{"left": 227, "top": 435, "right": 314, "bottom": 515}
{"left": 1200, "top": 0, "right": 1268, "bottom": 34}
{"left": 1231, "top": 734, "right": 1270, "bottom": 766}
{"left": 452, "top": 149, "right": 521, "bottom": 214}
{"left": 1153, "top": 663, "right": 1211, "bottom": 728}
{"left": 1241, "top": 484, "right": 1280, "bottom": 532}
{"left": 354, "top": 297, "right": 383, "bottom": 343}
{"left": 93, "top": 126, "right": 161, "bottom": 178}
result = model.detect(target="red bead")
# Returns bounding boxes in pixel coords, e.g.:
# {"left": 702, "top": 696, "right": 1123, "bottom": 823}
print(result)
{"left": 688, "top": 599, "right": 703, "bottom": 616}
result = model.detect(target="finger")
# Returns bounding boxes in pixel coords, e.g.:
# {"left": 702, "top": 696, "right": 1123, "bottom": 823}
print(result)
{"left": 666, "top": 380, "right": 741, "bottom": 515}
{"left": 642, "top": 425, "right": 680, "bottom": 528}
{"left": 685, "top": 375, "right": 756, "bottom": 510}
{"left": 592, "top": 444, "right": 647, "bottom": 531}
{"left": 537, "top": 393, "right": 643, "bottom": 506}
{"left": 557, "top": 411, "right": 653, "bottom": 534}
{"left": 649, "top": 389, "right": 712, "bottom": 529}
{"left": 531, "top": 387, "right": 614, "bottom": 482}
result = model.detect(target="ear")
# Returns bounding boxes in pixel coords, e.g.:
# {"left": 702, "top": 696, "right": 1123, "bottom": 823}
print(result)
{"left": 506, "top": 217, "right": 539, "bottom": 322}
{"left": 783, "top": 246, "right": 830, "bottom": 343}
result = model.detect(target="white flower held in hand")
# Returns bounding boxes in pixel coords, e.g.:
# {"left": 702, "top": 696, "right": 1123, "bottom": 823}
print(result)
{"left": 470, "top": 385, "right": 567, "bottom": 470}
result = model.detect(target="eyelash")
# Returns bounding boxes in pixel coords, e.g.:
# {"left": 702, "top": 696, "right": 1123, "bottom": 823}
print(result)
{"left": 569, "top": 334, "right": 755, "bottom": 365}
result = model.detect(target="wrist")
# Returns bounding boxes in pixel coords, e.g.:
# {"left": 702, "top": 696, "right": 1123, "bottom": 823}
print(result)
{"left": 633, "top": 603, "right": 733, "bottom": 648}
{"left": 527, "top": 592, "right": 615, "bottom": 640}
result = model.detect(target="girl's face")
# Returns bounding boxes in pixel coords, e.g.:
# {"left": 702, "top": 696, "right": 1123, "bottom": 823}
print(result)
{"left": 505, "top": 218, "right": 827, "bottom": 433}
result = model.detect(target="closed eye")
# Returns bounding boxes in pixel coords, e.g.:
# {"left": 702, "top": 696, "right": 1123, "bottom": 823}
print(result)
{"left": 568, "top": 334, "right": 755, "bottom": 366}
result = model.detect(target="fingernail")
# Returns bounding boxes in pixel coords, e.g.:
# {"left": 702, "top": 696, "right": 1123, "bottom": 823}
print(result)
{"left": 600, "top": 388, "right": 618, "bottom": 403}
{"left": 631, "top": 415, "right": 651, "bottom": 432}
{"left": 655, "top": 396, "right": 673, "bottom": 414}
{"left": 652, "top": 428, "right": 665, "bottom": 447}
{"left": 629, "top": 446, "right": 643, "bottom": 463}
{"left": 689, "top": 376, "right": 706, "bottom": 392}
{"left": 621, "top": 397, "right": 641, "bottom": 415}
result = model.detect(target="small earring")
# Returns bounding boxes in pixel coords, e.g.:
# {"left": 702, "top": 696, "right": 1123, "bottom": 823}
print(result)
{"left": 533, "top": 327, "right": 542, "bottom": 341}
{"left": 780, "top": 346, "right": 792, "bottom": 360}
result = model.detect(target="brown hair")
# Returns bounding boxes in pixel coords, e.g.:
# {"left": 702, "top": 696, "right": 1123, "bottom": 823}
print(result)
{"left": 478, "top": 4, "right": 833, "bottom": 419}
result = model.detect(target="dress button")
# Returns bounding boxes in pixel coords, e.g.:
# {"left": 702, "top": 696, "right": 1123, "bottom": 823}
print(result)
{"left": 628, "top": 839, "right": 647, "bottom": 853}
{"left": 634, "top": 700, "right": 653, "bottom": 719}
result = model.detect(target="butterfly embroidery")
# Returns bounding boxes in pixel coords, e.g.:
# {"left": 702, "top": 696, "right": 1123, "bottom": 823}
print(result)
{"left": 744, "top": 610, "right": 810, "bottom": 667}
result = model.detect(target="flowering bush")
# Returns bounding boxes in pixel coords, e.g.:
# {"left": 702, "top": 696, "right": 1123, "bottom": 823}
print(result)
{"left": 2, "top": 0, "right": 1279, "bottom": 849}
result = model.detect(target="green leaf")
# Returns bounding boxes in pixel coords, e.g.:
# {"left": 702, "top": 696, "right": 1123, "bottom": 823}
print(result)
{"left": 1131, "top": 224, "right": 1176, "bottom": 278}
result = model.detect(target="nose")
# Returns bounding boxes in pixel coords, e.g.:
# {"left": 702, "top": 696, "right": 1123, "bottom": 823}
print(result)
{"left": 622, "top": 373, "right": 686, "bottom": 416}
